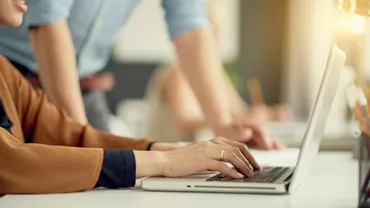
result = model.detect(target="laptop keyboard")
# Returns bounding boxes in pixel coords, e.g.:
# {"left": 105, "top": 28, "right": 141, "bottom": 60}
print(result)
{"left": 207, "top": 167, "right": 290, "bottom": 183}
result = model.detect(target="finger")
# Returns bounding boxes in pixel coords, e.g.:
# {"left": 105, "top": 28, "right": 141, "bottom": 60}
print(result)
{"left": 207, "top": 161, "right": 244, "bottom": 179}
{"left": 228, "top": 117, "right": 254, "bottom": 141}
{"left": 233, "top": 149, "right": 255, "bottom": 176}
{"left": 246, "top": 124, "right": 273, "bottom": 150}
{"left": 207, "top": 142, "right": 252, "bottom": 176}
{"left": 230, "top": 124, "right": 254, "bottom": 141}
{"left": 218, "top": 138, "right": 261, "bottom": 170}
{"left": 221, "top": 148, "right": 253, "bottom": 177}
{"left": 272, "top": 139, "right": 286, "bottom": 150}
{"left": 213, "top": 138, "right": 257, "bottom": 170}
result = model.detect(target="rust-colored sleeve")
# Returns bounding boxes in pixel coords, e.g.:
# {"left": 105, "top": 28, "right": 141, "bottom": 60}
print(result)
{"left": 0, "top": 128, "right": 103, "bottom": 194}
{"left": 0, "top": 56, "right": 153, "bottom": 194}
{"left": 0, "top": 56, "right": 154, "bottom": 150}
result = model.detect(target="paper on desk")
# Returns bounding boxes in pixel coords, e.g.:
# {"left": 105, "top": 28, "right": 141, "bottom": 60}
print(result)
{"left": 249, "top": 148, "right": 300, "bottom": 167}
{"left": 267, "top": 121, "right": 307, "bottom": 139}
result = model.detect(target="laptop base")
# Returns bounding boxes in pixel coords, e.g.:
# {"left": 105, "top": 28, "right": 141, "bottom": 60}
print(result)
{"left": 142, "top": 169, "right": 292, "bottom": 194}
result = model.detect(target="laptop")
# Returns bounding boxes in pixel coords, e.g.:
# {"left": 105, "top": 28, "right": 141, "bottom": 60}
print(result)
{"left": 142, "top": 45, "right": 346, "bottom": 194}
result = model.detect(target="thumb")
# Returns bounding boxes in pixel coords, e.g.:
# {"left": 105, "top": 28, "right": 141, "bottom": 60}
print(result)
{"left": 245, "top": 123, "right": 273, "bottom": 150}
{"left": 239, "top": 128, "right": 253, "bottom": 141}
{"left": 231, "top": 123, "right": 253, "bottom": 142}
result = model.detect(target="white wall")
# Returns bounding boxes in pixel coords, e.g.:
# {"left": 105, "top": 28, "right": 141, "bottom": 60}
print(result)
{"left": 112, "top": 0, "right": 240, "bottom": 63}
{"left": 283, "top": 0, "right": 334, "bottom": 118}
{"left": 283, "top": 0, "right": 354, "bottom": 136}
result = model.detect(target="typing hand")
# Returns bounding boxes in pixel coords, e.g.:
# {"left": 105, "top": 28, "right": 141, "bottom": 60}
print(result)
{"left": 160, "top": 137, "right": 260, "bottom": 178}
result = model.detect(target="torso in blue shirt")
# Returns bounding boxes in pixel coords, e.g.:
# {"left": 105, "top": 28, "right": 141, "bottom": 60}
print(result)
{"left": 0, "top": 0, "right": 207, "bottom": 77}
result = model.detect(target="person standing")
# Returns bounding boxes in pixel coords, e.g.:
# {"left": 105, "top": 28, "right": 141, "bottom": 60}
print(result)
{"left": 0, "top": 0, "right": 281, "bottom": 149}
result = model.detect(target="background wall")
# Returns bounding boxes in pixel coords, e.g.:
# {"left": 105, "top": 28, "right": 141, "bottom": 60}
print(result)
{"left": 105, "top": 62, "right": 157, "bottom": 114}
{"left": 112, "top": 0, "right": 240, "bottom": 63}
{"left": 283, "top": 0, "right": 334, "bottom": 118}
{"left": 237, "top": 0, "right": 288, "bottom": 105}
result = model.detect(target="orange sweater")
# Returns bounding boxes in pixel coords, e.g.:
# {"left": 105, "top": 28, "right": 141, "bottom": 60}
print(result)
{"left": 0, "top": 55, "right": 153, "bottom": 194}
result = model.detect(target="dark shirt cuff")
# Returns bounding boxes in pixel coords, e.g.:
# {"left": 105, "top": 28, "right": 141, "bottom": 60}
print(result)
{"left": 95, "top": 149, "right": 136, "bottom": 189}
{"left": 147, "top": 142, "right": 156, "bottom": 150}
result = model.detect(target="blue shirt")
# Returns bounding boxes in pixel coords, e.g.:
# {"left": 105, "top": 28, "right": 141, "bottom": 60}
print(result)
{"left": 0, "top": 0, "right": 208, "bottom": 77}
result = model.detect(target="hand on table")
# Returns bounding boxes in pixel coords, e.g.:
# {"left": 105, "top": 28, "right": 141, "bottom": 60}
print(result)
{"left": 211, "top": 118, "right": 285, "bottom": 150}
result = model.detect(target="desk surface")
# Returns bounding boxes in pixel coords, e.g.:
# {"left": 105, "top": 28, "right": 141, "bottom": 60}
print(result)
{"left": 0, "top": 152, "right": 358, "bottom": 208}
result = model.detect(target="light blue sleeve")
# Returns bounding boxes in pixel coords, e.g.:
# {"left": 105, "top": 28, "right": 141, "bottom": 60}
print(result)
{"left": 162, "top": 0, "right": 209, "bottom": 38}
{"left": 27, "top": 0, "right": 75, "bottom": 26}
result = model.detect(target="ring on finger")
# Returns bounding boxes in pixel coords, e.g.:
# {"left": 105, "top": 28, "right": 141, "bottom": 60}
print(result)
{"left": 220, "top": 150, "right": 225, "bottom": 161}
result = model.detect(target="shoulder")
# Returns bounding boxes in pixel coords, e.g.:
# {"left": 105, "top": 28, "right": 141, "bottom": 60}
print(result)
{"left": 0, "top": 55, "right": 22, "bottom": 87}
{"left": 0, "top": 55, "right": 11, "bottom": 76}
{"left": 0, "top": 55, "right": 16, "bottom": 99}
{"left": 0, "top": 55, "right": 8, "bottom": 64}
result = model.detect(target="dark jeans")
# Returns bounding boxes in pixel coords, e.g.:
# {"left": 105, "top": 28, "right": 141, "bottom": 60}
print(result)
{"left": 82, "top": 91, "right": 111, "bottom": 131}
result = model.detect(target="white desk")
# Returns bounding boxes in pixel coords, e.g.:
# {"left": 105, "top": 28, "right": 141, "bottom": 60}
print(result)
{"left": 0, "top": 152, "right": 358, "bottom": 208}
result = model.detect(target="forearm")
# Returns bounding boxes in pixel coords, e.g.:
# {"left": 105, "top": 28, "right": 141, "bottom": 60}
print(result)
{"left": 162, "top": 64, "right": 207, "bottom": 134}
{"left": 80, "top": 125, "right": 154, "bottom": 150}
{"left": 7, "top": 60, "right": 154, "bottom": 151}
{"left": 173, "top": 28, "right": 234, "bottom": 127}
{"left": 29, "top": 19, "right": 87, "bottom": 124}
{"left": 224, "top": 71, "right": 248, "bottom": 115}
{"left": 134, "top": 151, "right": 166, "bottom": 178}
{"left": 0, "top": 128, "right": 103, "bottom": 194}
{"left": 178, "top": 119, "right": 206, "bottom": 134}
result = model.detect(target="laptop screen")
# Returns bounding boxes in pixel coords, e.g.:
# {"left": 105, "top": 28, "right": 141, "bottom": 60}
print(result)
{"left": 289, "top": 45, "right": 346, "bottom": 193}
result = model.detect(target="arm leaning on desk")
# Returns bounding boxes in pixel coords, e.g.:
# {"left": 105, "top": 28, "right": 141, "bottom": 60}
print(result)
{"left": 0, "top": 56, "right": 154, "bottom": 195}
{"left": 0, "top": 152, "right": 358, "bottom": 208}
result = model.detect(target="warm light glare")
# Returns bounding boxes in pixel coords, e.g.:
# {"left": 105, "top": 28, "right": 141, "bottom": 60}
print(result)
{"left": 336, "top": 13, "right": 366, "bottom": 34}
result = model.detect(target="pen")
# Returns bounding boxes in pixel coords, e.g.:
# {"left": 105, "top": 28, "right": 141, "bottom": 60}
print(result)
{"left": 246, "top": 77, "right": 265, "bottom": 105}
{"left": 346, "top": 85, "right": 370, "bottom": 136}
{"left": 346, "top": 85, "right": 370, "bottom": 203}
{"left": 353, "top": 87, "right": 370, "bottom": 202}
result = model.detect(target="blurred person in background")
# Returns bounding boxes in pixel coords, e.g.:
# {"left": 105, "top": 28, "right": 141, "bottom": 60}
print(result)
{"left": 0, "top": 0, "right": 281, "bottom": 149}
{"left": 0, "top": 0, "right": 261, "bottom": 194}
{"left": 143, "top": 1, "right": 291, "bottom": 143}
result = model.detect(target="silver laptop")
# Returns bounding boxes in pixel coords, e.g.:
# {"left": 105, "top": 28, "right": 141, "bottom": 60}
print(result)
{"left": 142, "top": 45, "right": 346, "bottom": 194}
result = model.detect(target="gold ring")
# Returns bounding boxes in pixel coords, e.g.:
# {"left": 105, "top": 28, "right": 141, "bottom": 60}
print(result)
{"left": 220, "top": 150, "right": 225, "bottom": 161}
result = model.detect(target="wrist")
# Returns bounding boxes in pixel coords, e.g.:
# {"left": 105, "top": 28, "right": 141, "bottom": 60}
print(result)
{"left": 134, "top": 151, "right": 169, "bottom": 177}
{"left": 154, "top": 151, "right": 169, "bottom": 176}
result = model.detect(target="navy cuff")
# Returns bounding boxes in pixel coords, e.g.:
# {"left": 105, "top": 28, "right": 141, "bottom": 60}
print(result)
{"left": 0, "top": 98, "right": 13, "bottom": 135}
{"left": 147, "top": 142, "right": 155, "bottom": 150}
{"left": 95, "top": 149, "right": 136, "bottom": 189}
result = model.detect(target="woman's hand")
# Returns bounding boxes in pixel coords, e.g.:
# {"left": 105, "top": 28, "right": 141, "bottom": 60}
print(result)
{"left": 159, "top": 137, "right": 260, "bottom": 178}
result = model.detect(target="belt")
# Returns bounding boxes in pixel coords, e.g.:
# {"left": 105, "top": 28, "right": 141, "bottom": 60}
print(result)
{"left": 9, "top": 59, "right": 115, "bottom": 92}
